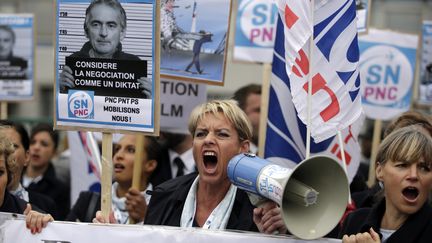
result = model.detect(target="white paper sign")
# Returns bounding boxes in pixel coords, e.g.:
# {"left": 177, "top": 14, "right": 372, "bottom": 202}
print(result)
{"left": 160, "top": 79, "right": 207, "bottom": 134}
{"left": 1, "top": 218, "right": 341, "bottom": 243}
{"left": 359, "top": 29, "right": 418, "bottom": 120}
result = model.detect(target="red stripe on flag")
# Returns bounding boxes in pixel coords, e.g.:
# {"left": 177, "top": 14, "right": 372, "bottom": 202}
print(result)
{"left": 284, "top": 4, "right": 299, "bottom": 29}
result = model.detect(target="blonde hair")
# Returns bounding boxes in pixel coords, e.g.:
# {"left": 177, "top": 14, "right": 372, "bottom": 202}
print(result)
{"left": 188, "top": 100, "right": 252, "bottom": 142}
{"left": 376, "top": 125, "right": 432, "bottom": 166}
{"left": 0, "top": 132, "right": 18, "bottom": 185}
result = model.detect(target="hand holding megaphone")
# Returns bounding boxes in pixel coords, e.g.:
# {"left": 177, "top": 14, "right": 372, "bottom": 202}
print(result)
{"left": 227, "top": 153, "right": 349, "bottom": 240}
{"left": 253, "top": 201, "right": 287, "bottom": 234}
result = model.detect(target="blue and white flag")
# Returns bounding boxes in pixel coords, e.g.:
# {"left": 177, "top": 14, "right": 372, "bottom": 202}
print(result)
{"left": 278, "top": 0, "right": 362, "bottom": 142}
{"left": 264, "top": 3, "right": 362, "bottom": 182}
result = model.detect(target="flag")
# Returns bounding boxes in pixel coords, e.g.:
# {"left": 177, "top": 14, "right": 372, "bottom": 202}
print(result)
{"left": 279, "top": 0, "right": 362, "bottom": 142}
{"left": 69, "top": 131, "right": 101, "bottom": 204}
{"left": 264, "top": 1, "right": 363, "bottom": 182}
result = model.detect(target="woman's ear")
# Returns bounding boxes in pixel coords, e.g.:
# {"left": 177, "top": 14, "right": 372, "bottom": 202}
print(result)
{"left": 239, "top": 140, "right": 250, "bottom": 153}
{"left": 144, "top": 159, "right": 157, "bottom": 174}
{"left": 376, "top": 162, "right": 384, "bottom": 182}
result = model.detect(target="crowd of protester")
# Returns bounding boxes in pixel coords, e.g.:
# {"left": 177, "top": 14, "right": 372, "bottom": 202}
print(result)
{"left": 1, "top": 84, "right": 432, "bottom": 242}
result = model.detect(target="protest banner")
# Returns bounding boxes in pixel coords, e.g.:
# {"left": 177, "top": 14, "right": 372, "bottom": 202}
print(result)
{"left": 0, "top": 217, "right": 342, "bottom": 243}
{"left": 359, "top": 28, "right": 418, "bottom": 121}
{"left": 160, "top": 78, "right": 207, "bottom": 133}
{"left": 232, "top": 0, "right": 370, "bottom": 64}
{"left": 233, "top": 0, "right": 277, "bottom": 64}
{"left": 160, "top": 0, "right": 231, "bottom": 85}
{"left": 0, "top": 14, "right": 35, "bottom": 101}
{"left": 54, "top": 0, "right": 160, "bottom": 134}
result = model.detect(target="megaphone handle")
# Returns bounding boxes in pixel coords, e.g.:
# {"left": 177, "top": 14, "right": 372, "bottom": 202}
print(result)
{"left": 247, "top": 192, "right": 269, "bottom": 207}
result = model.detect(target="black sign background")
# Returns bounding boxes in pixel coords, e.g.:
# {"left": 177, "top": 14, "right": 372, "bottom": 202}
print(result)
{"left": 63, "top": 56, "right": 148, "bottom": 98}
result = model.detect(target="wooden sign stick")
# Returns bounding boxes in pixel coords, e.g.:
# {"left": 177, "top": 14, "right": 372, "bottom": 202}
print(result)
{"left": 101, "top": 132, "right": 113, "bottom": 221}
{"left": 129, "top": 134, "right": 145, "bottom": 224}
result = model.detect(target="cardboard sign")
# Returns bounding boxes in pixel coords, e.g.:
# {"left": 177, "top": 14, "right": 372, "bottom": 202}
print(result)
{"left": 54, "top": 0, "right": 159, "bottom": 133}
{"left": 0, "top": 14, "right": 35, "bottom": 100}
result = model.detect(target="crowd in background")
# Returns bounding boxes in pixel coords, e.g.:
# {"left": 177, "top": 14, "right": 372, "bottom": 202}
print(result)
{"left": 1, "top": 84, "right": 432, "bottom": 242}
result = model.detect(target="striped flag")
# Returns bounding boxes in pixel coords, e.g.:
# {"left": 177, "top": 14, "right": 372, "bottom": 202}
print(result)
{"left": 278, "top": 0, "right": 362, "bottom": 142}
{"left": 264, "top": 0, "right": 363, "bottom": 181}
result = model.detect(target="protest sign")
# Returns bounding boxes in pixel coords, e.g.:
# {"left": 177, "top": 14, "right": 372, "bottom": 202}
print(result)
{"left": 54, "top": 0, "right": 159, "bottom": 134}
{"left": 160, "top": 79, "right": 207, "bottom": 134}
{"left": 359, "top": 29, "right": 418, "bottom": 120}
{"left": 0, "top": 14, "right": 35, "bottom": 100}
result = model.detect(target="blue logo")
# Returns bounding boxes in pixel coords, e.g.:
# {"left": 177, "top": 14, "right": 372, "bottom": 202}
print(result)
{"left": 68, "top": 90, "right": 94, "bottom": 119}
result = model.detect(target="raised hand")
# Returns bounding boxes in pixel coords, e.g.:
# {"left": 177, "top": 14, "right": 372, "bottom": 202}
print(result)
{"left": 137, "top": 77, "right": 152, "bottom": 99}
{"left": 59, "top": 65, "right": 75, "bottom": 92}
{"left": 125, "top": 188, "right": 147, "bottom": 223}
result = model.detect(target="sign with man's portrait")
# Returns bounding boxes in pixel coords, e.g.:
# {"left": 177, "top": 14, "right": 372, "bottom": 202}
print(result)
{"left": 55, "top": 0, "right": 159, "bottom": 134}
{"left": 0, "top": 14, "right": 35, "bottom": 101}
{"left": 160, "top": 0, "right": 231, "bottom": 85}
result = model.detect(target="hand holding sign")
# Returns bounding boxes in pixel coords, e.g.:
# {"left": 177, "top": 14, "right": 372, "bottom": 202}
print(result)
{"left": 137, "top": 77, "right": 152, "bottom": 99}
{"left": 59, "top": 65, "right": 74, "bottom": 92}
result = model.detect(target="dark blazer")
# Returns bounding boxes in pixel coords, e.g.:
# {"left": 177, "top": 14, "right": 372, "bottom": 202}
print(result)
{"left": 150, "top": 147, "right": 174, "bottom": 187}
{"left": 0, "top": 191, "right": 27, "bottom": 214}
{"left": 66, "top": 191, "right": 100, "bottom": 222}
{"left": 28, "top": 190, "right": 58, "bottom": 219}
{"left": 145, "top": 173, "right": 258, "bottom": 232}
{"left": 24, "top": 163, "right": 70, "bottom": 220}
{"left": 150, "top": 148, "right": 197, "bottom": 187}
{"left": 339, "top": 199, "right": 432, "bottom": 243}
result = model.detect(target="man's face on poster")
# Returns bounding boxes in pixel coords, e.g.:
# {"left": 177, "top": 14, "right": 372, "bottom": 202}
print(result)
{"left": 0, "top": 29, "right": 14, "bottom": 59}
{"left": 86, "top": 4, "right": 126, "bottom": 58}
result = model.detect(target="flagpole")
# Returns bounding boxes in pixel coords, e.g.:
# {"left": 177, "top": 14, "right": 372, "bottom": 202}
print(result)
{"left": 337, "top": 131, "right": 352, "bottom": 204}
{"left": 0, "top": 102, "right": 7, "bottom": 120}
{"left": 367, "top": 119, "right": 382, "bottom": 187}
{"left": 258, "top": 63, "right": 272, "bottom": 157}
{"left": 305, "top": 0, "right": 315, "bottom": 159}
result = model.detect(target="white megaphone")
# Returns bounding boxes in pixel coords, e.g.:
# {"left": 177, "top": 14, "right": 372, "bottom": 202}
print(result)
{"left": 227, "top": 153, "right": 349, "bottom": 240}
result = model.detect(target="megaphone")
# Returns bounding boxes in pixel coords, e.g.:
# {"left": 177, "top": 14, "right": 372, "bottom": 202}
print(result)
{"left": 227, "top": 153, "right": 349, "bottom": 240}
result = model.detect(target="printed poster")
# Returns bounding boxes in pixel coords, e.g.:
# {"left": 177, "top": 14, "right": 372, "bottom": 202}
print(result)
{"left": 54, "top": 0, "right": 159, "bottom": 133}
{"left": 0, "top": 14, "right": 35, "bottom": 100}
{"left": 160, "top": 0, "right": 231, "bottom": 85}
{"left": 232, "top": 0, "right": 371, "bottom": 63}
{"left": 359, "top": 28, "right": 418, "bottom": 120}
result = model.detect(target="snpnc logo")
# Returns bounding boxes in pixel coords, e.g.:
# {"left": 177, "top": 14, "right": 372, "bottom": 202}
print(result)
{"left": 68, "top": 90, "right": 94, "bottom": 119}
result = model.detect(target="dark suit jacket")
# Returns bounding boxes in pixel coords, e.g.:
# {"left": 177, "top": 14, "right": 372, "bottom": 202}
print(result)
{"left": 0, "top": 191, "right": 27, "bottom": 214}
{"left": 145, "top": 173, "right": 258, "bottom": 231}
{"left": 150, "top": 147, "right": 174, "bottom": 187}
{"left": 339, "top": 199, "right": 432, "bottom": 243}
{"left": 24, "top": 162, "right": 70, "bottom": 220}
{"left": 66, "top": 191, "right": 100, "bottom": 222}
{"left": 28, "top": 190, "right": 59, "bottom": 219}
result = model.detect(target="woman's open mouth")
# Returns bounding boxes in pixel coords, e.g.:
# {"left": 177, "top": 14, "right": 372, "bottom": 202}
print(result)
{"left": 402, "top": 186, "right": 419, "bottom": 202}
{"left": 114, "top": 163, "right": 125, "bottom": 173}
{"left": 203, "top": 151, "right": 218, "bottom": 173}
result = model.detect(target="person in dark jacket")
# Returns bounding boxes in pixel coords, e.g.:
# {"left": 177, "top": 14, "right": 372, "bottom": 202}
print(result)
{"left": 0, "top": 133, "right": 28, "bottom": 214}
{"left": 144, "top": 100, "right": 285, "bottom": 233}
{"left": 0, "top": 121, "right": 58, "bottom": 218}
{"left": 22, "top": 123, "right": 70, "bottom": 220}
{"left": 67, "top": 134, "right": 160, "bottom": 223}
{"left": 351, "top": 111, "right": 432, "bottom": 210}
{"left": 59, "top": 0, "right": 151, "bottom": 98}
{"left": 340, "top": 126, "right": 432, "bottom": 243}
{"left": 95, "top": 100, "right": 286, "bottom": 234}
